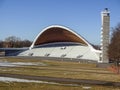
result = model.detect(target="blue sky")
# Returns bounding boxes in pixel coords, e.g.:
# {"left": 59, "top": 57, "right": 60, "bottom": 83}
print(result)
{"left": 0, "top": 0, "right": 120, "bottom": 44}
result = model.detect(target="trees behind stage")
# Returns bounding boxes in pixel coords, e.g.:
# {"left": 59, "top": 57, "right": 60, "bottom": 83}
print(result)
{"left": 0, "top": 36, "right": 32, "bottom": 48}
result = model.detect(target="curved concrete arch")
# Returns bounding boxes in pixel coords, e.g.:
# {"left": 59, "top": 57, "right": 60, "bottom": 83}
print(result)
{"left": 30, "top": 25, "right": 93, "bottom": 49}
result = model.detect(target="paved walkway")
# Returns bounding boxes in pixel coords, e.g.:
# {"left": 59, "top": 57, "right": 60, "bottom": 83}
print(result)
{"left": 0, "top": 73, "right": 120, "bottom": 87}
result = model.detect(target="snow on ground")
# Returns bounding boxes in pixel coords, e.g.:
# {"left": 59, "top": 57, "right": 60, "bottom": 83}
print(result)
{"left": 0, "top": 77, "right": 79, "bottom": 86}
{"left": 11, "top": 62, "right": 43, "bottom": 66}
{"left": 0, "top": 61, "right": 46, "bottom": 67}
{"left": 0, "top": 62, "right": 16, "bottom": 67}
{"left": 0, "top": 77, "right": 42, "bottom": 83}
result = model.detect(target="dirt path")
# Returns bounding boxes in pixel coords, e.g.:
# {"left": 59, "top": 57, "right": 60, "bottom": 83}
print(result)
{"left": 0, "top": 73, "right": 120, "bottom": 87}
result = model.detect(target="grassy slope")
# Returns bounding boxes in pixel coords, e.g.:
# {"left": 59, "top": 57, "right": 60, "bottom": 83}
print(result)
{"left": 0, "top": 57, "right": 119, "bottom": 82}
{"left": 0, "top": 57, "right": 120, "bottom": 90}
{"left": 0, "top": 82, "right": 120, "bottom": 90}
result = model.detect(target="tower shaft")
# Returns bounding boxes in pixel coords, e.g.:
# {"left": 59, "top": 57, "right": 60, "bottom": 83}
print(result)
{"left": 100, "top": 8, "right": 110, "bottom": 63}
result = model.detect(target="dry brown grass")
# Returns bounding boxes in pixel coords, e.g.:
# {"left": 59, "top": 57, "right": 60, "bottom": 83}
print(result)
{"left": 0, "top": 82, "right": 120, "bottom": 90}
{"left": 0, "top": 57, "right": 119, "bottom": 82}
{"left": 0, "top": 57, "right": 120, "bottom": 90}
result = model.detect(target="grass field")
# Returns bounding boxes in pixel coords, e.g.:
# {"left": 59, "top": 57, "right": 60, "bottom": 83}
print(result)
{"left": 0, "top": 57, "right": 120, "bottom": 90}
{"left": 0, "top": 82, "right": 120, "bottom": 90}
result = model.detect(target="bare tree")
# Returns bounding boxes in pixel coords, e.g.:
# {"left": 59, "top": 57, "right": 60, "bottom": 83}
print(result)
{"left": 4, "top": 36, "right": 32, "bottom": 48}
{"left": 108, "top": 23, "right": 120, "bottom": 73}
{"left": 0, "top": 40, "right": 4, "bottom": 48}
{"left": 21, "top": 40, "right": 32, "bottom": 47}
{"left": 4, "top": 36, "right": 21, "bottom": 48}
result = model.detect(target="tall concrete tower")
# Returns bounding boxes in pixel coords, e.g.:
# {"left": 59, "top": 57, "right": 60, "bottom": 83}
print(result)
{"left": 100, "top": 8, "right": 110, "bottom": 63}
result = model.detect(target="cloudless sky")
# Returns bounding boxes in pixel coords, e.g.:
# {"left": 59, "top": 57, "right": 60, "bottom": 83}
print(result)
{"left": 0, "top": 0, "right": 120, "bottom": 44}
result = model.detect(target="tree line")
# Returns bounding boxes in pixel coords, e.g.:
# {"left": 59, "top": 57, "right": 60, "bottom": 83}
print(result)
{"left": 0, "top": 36, "right": 32, "bottom": 48}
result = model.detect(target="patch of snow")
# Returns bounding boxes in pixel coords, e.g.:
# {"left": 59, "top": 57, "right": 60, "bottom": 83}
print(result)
{"left": 0, "top": 77, "right": 43, "bottom": 83}
{"left": 82, "top": 86, "right": 91, "bottom": 89}
{"left": 0, "top": 62, "right": 17, "bottom": 67}
{"left": 0, "top": 62, "right": 46, "bottom": 67}
{"left": 2, "top": 69, "right": 19, "bottom": 72}
{"left": 0, "top": 77, "right": 79, "bottom": 86}
{"left": 11, "top": 62, "right": 39, "bottom": 66}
